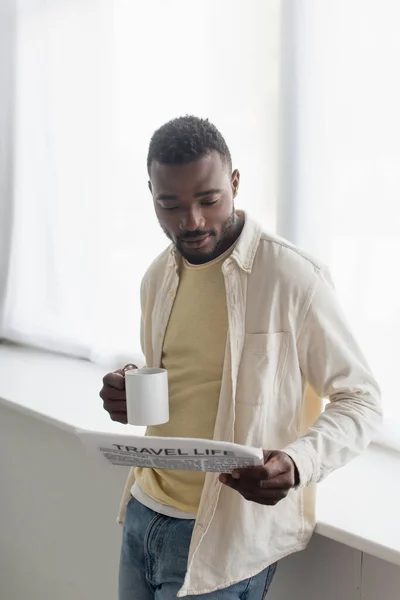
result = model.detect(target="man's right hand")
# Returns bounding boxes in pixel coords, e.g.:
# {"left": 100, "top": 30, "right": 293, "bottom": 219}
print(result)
{"left": 99, "top": 364, "right": 137, "bottom": 424}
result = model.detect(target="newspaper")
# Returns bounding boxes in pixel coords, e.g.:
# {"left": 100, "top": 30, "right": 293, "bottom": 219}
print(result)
{"left": 77, "top": 430, "right": 264, "bottom": 472}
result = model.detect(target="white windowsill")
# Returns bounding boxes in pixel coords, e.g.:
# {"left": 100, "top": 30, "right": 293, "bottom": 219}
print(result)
{"left": 0, "top": 342, "right": 399, "bottom": 567}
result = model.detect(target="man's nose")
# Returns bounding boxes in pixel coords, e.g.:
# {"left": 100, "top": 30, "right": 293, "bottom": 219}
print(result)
{"left": 179, "top": 207, "right": 205, "bottom": 231}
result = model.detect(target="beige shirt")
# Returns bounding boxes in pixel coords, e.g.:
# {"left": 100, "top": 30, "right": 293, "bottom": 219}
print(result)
{"left": 118, "top": 213, "right": 382, "bottom": 597}
{"left": 135, "top": 248, "right": 230, "bottom": 514}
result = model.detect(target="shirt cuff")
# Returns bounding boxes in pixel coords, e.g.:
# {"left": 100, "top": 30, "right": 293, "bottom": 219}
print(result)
{"left": 282, "top": 440, "right": 320, "bottom": 488}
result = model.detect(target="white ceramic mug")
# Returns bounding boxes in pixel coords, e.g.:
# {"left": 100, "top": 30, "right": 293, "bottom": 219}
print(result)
{"left": 125, "top": 368, "right": 169, "bottom": 426}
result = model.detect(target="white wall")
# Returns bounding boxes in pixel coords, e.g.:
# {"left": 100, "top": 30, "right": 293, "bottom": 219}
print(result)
{"left": 1, "top": 403, "right": 400, "bottom": 599}
{"left": 0, "top": 404, "right": 126, "bottom": 600}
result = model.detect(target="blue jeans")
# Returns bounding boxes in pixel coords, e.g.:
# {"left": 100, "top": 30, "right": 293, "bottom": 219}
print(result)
{"left": 119, "top": 497, "right": 277, "bottom": 600}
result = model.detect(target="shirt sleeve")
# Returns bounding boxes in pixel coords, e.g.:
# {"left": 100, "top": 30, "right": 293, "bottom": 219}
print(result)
{"left": 283, "top": 267, "right": 383, "bottom": 487}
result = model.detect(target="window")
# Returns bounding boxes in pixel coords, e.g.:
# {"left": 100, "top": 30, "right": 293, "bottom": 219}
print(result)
{"left": 1, "top": 0, "right": 279, "bottom": 366}
{"left": 281, "top": 1, "right": 400, "bottom": 441}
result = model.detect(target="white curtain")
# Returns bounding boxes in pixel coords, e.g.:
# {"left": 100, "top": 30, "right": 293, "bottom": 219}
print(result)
{"left": 2, "top": 0, "right": 280, "bottom": 367}
{"left": 0, "top": 0, "right": 15, "bottom": 337}
{"left": 283, "top": 1, "right": 400, "bottom": 443}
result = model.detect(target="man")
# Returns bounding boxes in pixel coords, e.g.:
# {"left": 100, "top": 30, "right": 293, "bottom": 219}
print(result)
{"left": 100, "top": 116, "right": 381, "bottom": 599}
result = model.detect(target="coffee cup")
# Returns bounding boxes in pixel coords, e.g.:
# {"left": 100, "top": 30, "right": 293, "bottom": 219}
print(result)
{"left": 125, "top": 368, "right": 169, "bottom": 426}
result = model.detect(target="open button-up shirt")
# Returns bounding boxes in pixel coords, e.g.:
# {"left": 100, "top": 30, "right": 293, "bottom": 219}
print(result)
{"left": 118, "top": 214, "right": 382, "bottom": 597}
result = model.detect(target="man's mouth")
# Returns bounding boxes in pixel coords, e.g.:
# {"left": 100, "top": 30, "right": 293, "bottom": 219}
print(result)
{"left": 180, "top": 234, "right": 212, "bottom": 250}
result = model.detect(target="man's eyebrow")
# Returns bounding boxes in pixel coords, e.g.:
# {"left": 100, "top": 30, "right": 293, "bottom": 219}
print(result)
{"left": 194, "top": 188, "right": 223, "bottom": 198}
{"left": 156, "top": 194, "right": 178, "bottom": 201}
{"left": 156, "top": 189, "right": 222, "bottom": 201}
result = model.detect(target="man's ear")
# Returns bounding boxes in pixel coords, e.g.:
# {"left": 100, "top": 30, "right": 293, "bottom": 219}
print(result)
{"left": 231, "top": 169, "right": 240, "bottom": 198}
{"left": 148, "top": 180, "right": 152, "bottom": 194}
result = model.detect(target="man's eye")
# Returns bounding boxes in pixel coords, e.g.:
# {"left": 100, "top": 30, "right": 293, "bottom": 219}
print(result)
{"left": 201, "top": 199, "right": 219, "bottom": 206}
{"left": 162, "top": 205, "right": 179, "bottom": 211}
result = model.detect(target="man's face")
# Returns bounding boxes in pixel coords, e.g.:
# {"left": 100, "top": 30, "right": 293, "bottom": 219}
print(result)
{"left": 149, "top": 151, "right": 240, "bottom": 264}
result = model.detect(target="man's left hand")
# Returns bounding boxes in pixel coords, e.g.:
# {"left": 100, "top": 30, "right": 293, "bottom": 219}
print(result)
{"left": 219, "top": 450, "right": 299, "bottom": 505}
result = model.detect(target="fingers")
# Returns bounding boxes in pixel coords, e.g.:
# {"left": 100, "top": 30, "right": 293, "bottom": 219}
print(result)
{"left": 108, "top": 412, "right": 128, "bottom": 424}
{"left": 259, "top": 473, "right": 294, "bottom": 489}
{"left": 249, "top": 488, "right": 289, "bottom": 505}
{"left": 263, "top": 453, "right": 289, "bottom": 479}
{"left": 100, "top": 366, "right": 136, "bottom": 424}
{"left": 230, "top": 455, "right": 288, "bottom": 484}
{"left": 221, "top": 472, "right": 293, "bottom": 491}
{"left": 102, "top": 400, "right": 127, "bottom": 413}
{"left": 230, "top": 465, "right": 276, "bottom": 482}
{"left": 219, "top": 474, "right": 290, "bottom": 505}
{"left": 102, "top": 363, "right": 137, "bottom": 390}
{"left": 99, "top": 387, "right": 126, "bottom": 401}
{"left": 219, "top": 450, "right": 296, "bottom": 505}
{"left": 231, "top": 452, "right": 293, "bottom": 481}
{"left": 103, "top": 371, "right": 125, "bottom": 391}
{"left": 102, "top": 396, "right": 127, "bottom": 423}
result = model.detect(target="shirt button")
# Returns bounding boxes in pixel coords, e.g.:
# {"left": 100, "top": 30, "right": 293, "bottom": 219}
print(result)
{"left": 169, "top": 290, "right": 175, "bottom": 297}
{"left": 244, "top": 263, "right": 249, "bottom": 269}
{"left": 157, "top": 331, "right": 162, "bottom": 339}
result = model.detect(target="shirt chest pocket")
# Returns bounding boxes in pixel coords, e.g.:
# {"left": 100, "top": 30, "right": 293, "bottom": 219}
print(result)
{"left": 235, "top": 332, "right": 289, "bottom": 406}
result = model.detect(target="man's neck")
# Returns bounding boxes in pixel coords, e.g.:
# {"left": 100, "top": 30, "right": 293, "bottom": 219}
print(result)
{"left": 216, "top": 211, "right": 245, "bottom": 257}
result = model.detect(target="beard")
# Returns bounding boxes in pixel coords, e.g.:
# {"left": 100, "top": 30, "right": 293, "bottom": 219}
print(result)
{"left": 162, "top": 209, "right": 238, "bottom": 264}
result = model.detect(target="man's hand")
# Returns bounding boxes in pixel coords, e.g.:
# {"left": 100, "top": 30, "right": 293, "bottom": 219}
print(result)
{"left": 219, "top": 450, "right": 299, "bottom": 505}
{"left": 99, "top": 364, "right": 137, "bottom": 424}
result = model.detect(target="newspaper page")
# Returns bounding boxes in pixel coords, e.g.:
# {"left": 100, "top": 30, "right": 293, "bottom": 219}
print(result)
{"left": 77, "top": 430, "right": 264, "bottom": 472}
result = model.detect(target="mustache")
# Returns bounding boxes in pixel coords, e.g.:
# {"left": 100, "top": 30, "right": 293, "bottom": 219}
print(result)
{"left": 177, "top": 230, "right": 216, "bottom": 241}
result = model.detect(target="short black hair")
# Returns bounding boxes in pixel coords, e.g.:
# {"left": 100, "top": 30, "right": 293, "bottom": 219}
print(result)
{"left": 147, "top": 115, "right": 232, "bottom": 174}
